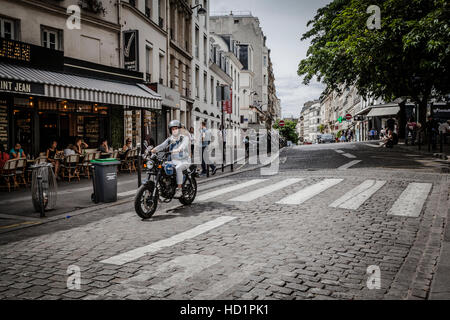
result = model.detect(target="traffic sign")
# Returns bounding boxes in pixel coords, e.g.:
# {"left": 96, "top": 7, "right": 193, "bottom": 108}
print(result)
{"left": 346, "top": 114, "right": 353, "bottom": 121}
{"left": 279, "top": 120, "right": 285, "bottom": 127}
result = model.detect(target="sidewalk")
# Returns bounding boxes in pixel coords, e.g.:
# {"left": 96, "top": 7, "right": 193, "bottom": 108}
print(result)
{"left": 396, "top": 141, "right": 450, "bottom": 160}
{"left": 0, "top": 154, "right": 271, "bottom": 231}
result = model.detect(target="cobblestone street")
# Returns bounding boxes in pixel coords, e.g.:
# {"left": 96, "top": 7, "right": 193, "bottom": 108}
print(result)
{"left": 0, "top": 142, "right": 448, "bottom": 300}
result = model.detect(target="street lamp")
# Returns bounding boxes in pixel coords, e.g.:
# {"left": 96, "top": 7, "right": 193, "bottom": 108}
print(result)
{"left": 191, "top": 4, "right": 207, "bottom": 15}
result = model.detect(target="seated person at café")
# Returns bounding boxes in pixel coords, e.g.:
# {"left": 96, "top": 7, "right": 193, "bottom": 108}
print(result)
{"left": 120, "top": 138, "right": 132, "bottom": 160}
{"left": 10, "top": 143, "right": 26, "bottom": 159}
{"left": 98, "top": 139, "right": 110, "bottom": 154}
{"left": 74, "top": 138, "right": 89, "bottom": 155}
{"left": 64, "top": 144, "right": 76, "bottom": 157}
{"left": 0, "top": 144, "right": 10, "bottom": 168}
{"left": 46, "top": 140, "right": 61, "bottom": 179}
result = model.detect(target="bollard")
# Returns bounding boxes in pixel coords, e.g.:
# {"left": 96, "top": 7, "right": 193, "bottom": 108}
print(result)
{"left": 440, "top": 132, "right": 444, "bottom": 154}
{"left": 137, "top": 147, "right": 142, "bottom": 188}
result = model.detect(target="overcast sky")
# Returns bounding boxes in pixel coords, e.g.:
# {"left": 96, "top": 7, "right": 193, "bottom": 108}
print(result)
{"left": 211, "top": 0, "right": 332, "bottom": 118}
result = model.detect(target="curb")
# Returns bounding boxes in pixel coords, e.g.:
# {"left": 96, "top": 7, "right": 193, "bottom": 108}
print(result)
{"left": 0, "top": 152, "right": 281, "bottom": 235}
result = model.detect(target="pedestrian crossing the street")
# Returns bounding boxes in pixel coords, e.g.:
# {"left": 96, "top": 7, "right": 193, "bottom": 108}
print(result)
{"left": 198, "top": 177, "right": 433, "bottom": 218}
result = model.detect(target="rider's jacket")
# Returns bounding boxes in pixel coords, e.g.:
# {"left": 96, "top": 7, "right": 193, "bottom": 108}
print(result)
{"left": 153, "top": 134, "right": 191, "bottom": 162}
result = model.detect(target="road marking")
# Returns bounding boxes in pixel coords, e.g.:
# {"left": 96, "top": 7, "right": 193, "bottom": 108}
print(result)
{"left": 229, "top": 178, "right": 303, "bottom": 202}
{"left": 100, "top": 216, "right": 237, "bottom": 266}
{"left": 150, "top": 255, "right": 221, "bottom": 292}
{"left": 365, "top": 144, "right": 381, "bottom": 148}
{"left": 276, "top": 179, "right": 344, "bottom": 205}
{"left": 338, "top": 160, "right": 362, "bottom": 170}
{"left": 0, "top": 213, "right": 42, "bottom": 222}
{"left": 335, "top": 150, "right": 345, "bottom": 154}
{"left": 118, "top": 190, "right": 137, "bottom": 197}
{"left": 343, "top": 153, "right": 357, "bottom": 159}
{"left": 388, "top": 183, "right": 432, "bottom": 217}
{"left": 0, "top": 180, "right": 137, "bottom": 205}
{"left": 193, "top": 263, "right": 265, "bottom": 300}
{"left": 330, "top": 180, "right": 387, "bottom": 210}
{"left": 196, "top": 179, "right": 268, "bottom": 202}
{"left": 0, "top": 221, "right": 41, "bottom": 230}
{"left": 198, "top": 179, "right": 233, "bottom": 192}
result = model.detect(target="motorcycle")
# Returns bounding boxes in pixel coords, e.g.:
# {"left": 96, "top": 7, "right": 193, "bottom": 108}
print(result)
{"left": 134, "top": 142, "right": 199, "bottom": 220}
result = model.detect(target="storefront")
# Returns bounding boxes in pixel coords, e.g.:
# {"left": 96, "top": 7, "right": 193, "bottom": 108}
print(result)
{"left": 0, "top": 38, "right": 162, "bottom": 156}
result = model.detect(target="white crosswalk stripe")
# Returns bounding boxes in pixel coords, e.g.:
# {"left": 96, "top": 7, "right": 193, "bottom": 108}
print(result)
{"left": 276, "top": 179, "right": 344, "bottom": 205}
{"left": 330, "top": 180, "right": 387, "bottom": 210}
{"left": 196, "top": 179, "right": 268, "bottom": 202}
{"left": 338, "top": 160, "right": 362, "bottom": 170}
{"left": 388, "top": 183, "right": 432, "bottom": 217}
{"left": 229, "top": 178, "right": 304, "bottom": 202}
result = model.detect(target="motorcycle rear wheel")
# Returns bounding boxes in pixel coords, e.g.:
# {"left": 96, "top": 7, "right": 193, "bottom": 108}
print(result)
{"left": 135, "top": 182, "right": 159, "bottom": 220}
{"left": 179, "top": 176, "right": 197, "bottom": 206}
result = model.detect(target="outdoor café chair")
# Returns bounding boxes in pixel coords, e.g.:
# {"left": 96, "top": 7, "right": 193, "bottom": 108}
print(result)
{"left": 80, "top": 152, "right": 95, "bottom": 179}
{"left": 15, "top": 158, "right": 28, "bottom": 188}
{"left": 0, "top": 159, "right": 19, "bottom": 192}
{"left": 62, "top": 154, "right": 80, "bottom": 182}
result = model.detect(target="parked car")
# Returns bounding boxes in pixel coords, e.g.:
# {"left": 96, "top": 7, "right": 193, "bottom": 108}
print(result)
{"left": 318, "top": 134, "right": 335, "bottom": 144}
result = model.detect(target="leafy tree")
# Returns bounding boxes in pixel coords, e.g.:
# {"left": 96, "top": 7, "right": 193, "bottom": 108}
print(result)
{"left": 298, "top": 0, "right": 450, "bottom": 122}
{"left": 318, "top": 124, "right": 326, "bottom": 133}
{"left": 273, "top": 120, "right": 300, "bottom": 144}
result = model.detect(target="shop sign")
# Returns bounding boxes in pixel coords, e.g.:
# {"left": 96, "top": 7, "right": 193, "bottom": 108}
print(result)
{"left": 123, "top": 30, "right": 139, "bottom": 71}
{"left": 0, "top": 38, "right": 64, "bottom": 70}
{"left": 433, "top": 104, "right": 450, "bottom": 121}
{"left": 0, "top": 78, "right": 45, "bottom": 95}
{"left": 157, "top": 84, "right": 180, "bottom": 109}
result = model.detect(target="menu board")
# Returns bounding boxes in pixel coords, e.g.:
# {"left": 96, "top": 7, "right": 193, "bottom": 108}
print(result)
{"left": 84, "top": 117, "right": 99, "bottom": 147}
{"left": 0, "top": 102, "right": 7, "bottom": 149}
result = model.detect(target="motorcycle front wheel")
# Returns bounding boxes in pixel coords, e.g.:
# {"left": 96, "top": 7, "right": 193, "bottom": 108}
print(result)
{"left": 134, "top": 182, "right": 159, "bottom": 220}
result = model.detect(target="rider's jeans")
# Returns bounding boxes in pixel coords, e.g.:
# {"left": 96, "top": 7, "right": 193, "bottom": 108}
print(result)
{"left": 173, "top": 160, "right": 190, "bottom": 185}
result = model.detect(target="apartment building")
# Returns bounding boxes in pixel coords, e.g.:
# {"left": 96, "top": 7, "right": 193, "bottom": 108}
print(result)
{"left": 0, "top": 0, "right": 162, "bottom": 155}
{"left": 210, "top": 12, "right": 279, "bottom": 131}
{"left": 209, "top": 33, "right": 242, "bottom": 135}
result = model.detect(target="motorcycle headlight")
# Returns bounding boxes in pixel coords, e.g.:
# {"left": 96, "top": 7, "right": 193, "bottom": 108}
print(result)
{"left": 146, "top": 161, "right": 154, "bottom": 170}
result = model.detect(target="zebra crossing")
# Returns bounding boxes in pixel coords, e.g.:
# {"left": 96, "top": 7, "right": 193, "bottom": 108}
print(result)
{"left": 197, "top": 177, "right": 433, "bottom": 217}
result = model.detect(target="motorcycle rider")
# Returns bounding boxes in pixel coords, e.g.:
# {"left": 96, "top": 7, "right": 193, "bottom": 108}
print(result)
{"left": 151, "top": 120, "right": 191, "bottom": 199}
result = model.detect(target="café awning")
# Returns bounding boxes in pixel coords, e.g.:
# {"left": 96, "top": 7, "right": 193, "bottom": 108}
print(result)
{"left": 367, "top": 106, "right": 400, "bottom": 117}
{"left": 0, "top": 62, "right": 162, "bottom": 109}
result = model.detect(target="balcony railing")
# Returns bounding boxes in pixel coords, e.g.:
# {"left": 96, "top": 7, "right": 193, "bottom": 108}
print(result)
{"left": 185, "top": 88, "right": 191, "bottom": 97}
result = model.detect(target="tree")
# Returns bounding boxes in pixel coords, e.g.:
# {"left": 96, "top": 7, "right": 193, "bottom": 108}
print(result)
{"left": 298, "top": 0, "right": 450, "bottom": 122}
{"left": 318, "top": 124, "right": 326, "bottom": 133}
{"left": 273, "top": 120, "right": 300, "bottom": 144}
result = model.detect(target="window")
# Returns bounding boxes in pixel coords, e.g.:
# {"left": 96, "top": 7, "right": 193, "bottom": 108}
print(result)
{"left": 234, "top": 20, "right": 239, "bottom": 24}
{"left": 145, "top": 0, "right": 151, "bottom": 18}
{"left": 195, "top": 26, "right": 199, "bottom": 59}
{"left": 145, "top": 46, "right": 153, "bottom": 82}
{"left": 264, "top": 56, "right": 267, "bottom": 67}
{"left": 41, "top": 27, "right": 62, "bottom": 50}
{"left": 0, "top": 17, "right": 17, "bottom": 40}
{"left": 159, "top": 54, "right": 164, "bottom": 84}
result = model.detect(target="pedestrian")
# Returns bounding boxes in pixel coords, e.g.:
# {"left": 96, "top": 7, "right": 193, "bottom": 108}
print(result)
{"left": 425, "top": 116, "right": 439, "bottom": 150}
{"left": 405, "top": 118, "right": 417, "bottom": 146}
{"left": 200, "top": 122, "right": 217, "bottom": 176}
{"left": 0, "top": 144, "right": 10, "bottom": 169}
{"left": 10, "top": 143, "right": 26, "bottom": 159}
{"left": 438, "top": 120, "right": 450, "bottom": 145}
{"left": 98, "top": 138, "right": 110, "bottom": 154}
{"left": 189, "top": 127, "right": 195, "bottom": 158}
{"left": 74, "top": 138, "right": 88, "bottom": 155}
{"left": 46, "top": 140, "right": 61, "bottom": 179}
{"left": 382, "top": 129, "right": 394, "bottom": 148}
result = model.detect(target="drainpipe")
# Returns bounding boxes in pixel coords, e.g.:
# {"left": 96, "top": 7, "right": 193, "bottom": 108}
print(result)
{"left": 117, "top": 0, "right": 123, "bottom": 68}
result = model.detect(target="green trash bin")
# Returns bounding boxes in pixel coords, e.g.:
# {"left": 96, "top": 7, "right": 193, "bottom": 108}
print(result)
{"left": 90, "top": 159, "right": 121, "bottom": 203}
